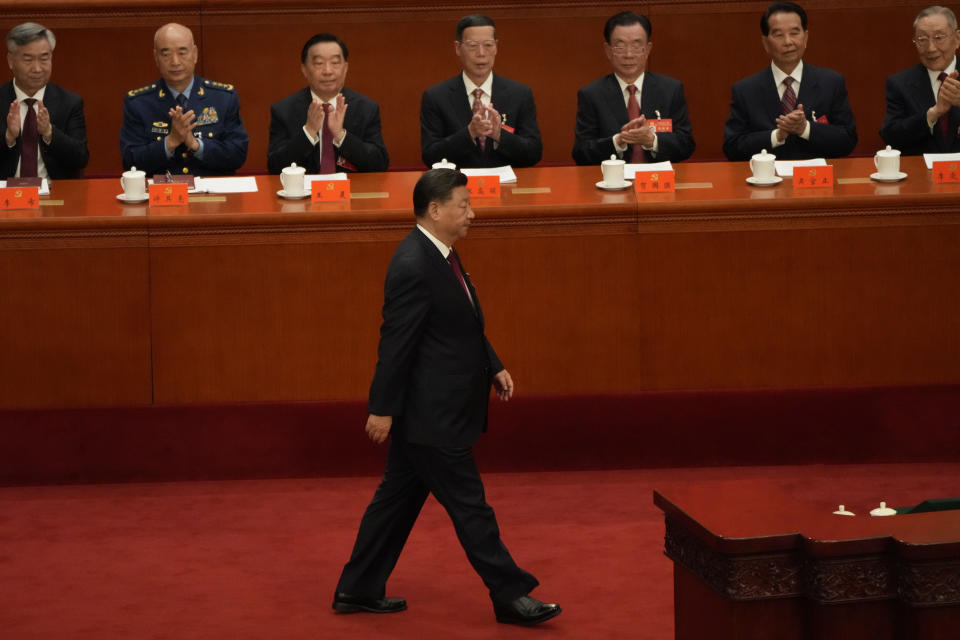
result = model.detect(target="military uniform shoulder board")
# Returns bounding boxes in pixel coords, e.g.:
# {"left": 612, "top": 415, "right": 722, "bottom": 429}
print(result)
{"left": 203, "top": 79, "right": 236, "bottom": 92}
{"left": 127, "top": 83, "right": 158, "bottom": 98}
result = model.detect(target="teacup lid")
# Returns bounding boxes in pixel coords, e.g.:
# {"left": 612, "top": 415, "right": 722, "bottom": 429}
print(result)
{"left": 876, "top": 145, "right": 900, "bottom": 158}
{"left": 752, "top": 149, "right": 775, "bottom": 161}
{"left": 432, "top": 158, "right": 457, "bottom": 169}
{"left": 602, "top": 154, "right": 625, "bottom": 165}
{"left": 283, "top": 163, "right": 305, "bottom": 173}
{"left": 124, "top": 166, "right": 145, "bottom": 177}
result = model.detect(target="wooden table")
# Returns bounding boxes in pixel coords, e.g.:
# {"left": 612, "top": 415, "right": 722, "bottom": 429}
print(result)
{"left": 655, "top": 483, "right": 960, "bottom": 640}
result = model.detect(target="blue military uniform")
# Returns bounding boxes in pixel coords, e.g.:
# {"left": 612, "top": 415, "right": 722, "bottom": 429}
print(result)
{"left": 120, "top": 75, "right": 249, "bottom": 176}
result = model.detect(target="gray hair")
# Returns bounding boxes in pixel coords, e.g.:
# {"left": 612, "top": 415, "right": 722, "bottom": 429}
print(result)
{"left": 914, "top": 6, "right": 958, "bottom": 32}
{"left": 6, "top": 22, "right": 56, "bottom": 54}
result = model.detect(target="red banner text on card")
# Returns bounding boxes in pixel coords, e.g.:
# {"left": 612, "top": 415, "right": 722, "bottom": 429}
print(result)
{"left": 466, "top": 175, "right": 501, "bottom": 198}
{"left": 149, "top": 183, "right": 189, "bottom": 206}
{"left": 634, "top": 170, "right": 675, "bottom": 193}
{"left": 0, "top": 186, "right": 39, "bottom": 209}
{"left": 792, "top": 165, "right": 834, "bottom": 188}
{"left": 932, "top": 161, "right": 960, "bottom": 183}
{"left": 312, "top": 179, "right": 351, "bottom": 202}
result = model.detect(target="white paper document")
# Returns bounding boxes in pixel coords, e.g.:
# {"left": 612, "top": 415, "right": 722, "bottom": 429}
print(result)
{"left": 0, "top": 179, "right": 50, "bottom": 195}
{"left": 625, "top": 161, "right": 674, "bottom": 179}
{"left": 460, "top": 166, "right": 518, "bottom": 184}
{"left": 193, "top": 176, "right": 259, "bottom": 193}
{"left": 774, "top": 158, "right": 827, "bottom": 177}
{"left": 922, "top": 153, "right": 960, "bottom": 170}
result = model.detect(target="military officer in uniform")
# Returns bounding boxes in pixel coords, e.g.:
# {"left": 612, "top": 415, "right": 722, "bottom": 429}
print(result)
{"left": 120, "top": 22, "right": 248, "bottom": 176}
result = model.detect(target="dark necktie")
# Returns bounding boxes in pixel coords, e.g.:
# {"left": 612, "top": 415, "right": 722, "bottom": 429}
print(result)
{"left": 176, "top": 93, "right": 188, "bottom": 110}
{"left": 626, "top": 84, "right": 644, "bottom": 163}
{"left": 781, "top": 76, "right": 797, "bottom": 114}
{"left": 937, "top": 72, "right": 952, "bottom": 148}
{"left": 320, "top": 103, "right": 336, "bottom": 174}
{"left": 471, "top": 88, "right": 487, "bottom": 152}
{"left": 20, "top": 98, "right": 38, "bottom": 178}
{"left": 447, "top": 250, "right": 474, "bottom": 307}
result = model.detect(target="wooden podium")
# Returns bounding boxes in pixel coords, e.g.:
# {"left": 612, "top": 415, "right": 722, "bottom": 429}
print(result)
{"left": 654, "top": 483, "right": 960, "bottom": 640}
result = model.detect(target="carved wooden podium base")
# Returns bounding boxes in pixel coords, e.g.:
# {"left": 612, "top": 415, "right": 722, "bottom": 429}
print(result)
{"left": 655, "top": 484, "right": 960, "bottom": 640}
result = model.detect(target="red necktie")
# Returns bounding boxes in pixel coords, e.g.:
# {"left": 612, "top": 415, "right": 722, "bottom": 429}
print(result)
{"left": 20, "top": 98, "right": 38, "bottom": 178}
{"left": 781, "top": 76, "right": 797, "bottom": 114}
{"left": 472, "top": 88, "right": 487, "bottom": 152}
{"left": 937, "top": 72, "right": 951, "bottom": 145}
{"left": 320, "top": 103, "right": 336, "bottom": 174}
{"left": 626, "top": 84, "right": 645, "bottom": 163}
{"left": 447, "top": 250, "right": 474, "bottom": 307}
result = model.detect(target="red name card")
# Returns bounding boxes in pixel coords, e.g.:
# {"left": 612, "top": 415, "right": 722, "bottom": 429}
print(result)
{"left": 312, "top": 179, "right": 351, "bottom": 202}
{"left": 792, "top": 165, "right": 834, "bottom": 188}
{"left": 932, "top": 161, "right": 960, "bottom": 183}
{"left": 149, "top": 183, "right": 189, "bottom": 206}
{"left": 647, "top": 118, "right": 673, "bottom": 133}
{"left": 0, "top": 186, "right": 40, "bottom": 209}
{"left": 466, "top": 175, "right": 501, "bottom": 198}
{"left": 634, "top": 170, "right": 675, "bottom": 193}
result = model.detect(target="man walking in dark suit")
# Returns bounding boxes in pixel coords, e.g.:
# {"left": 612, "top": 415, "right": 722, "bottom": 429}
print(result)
{"left": 881, "top": 6, "right": 960, "bottom": 155}
{"left": 333, "top": 169, "right": 561, "bottom": 627}
{"left": 723, "top": 2, "right": 857, "bottom": 161}
{"left": 2, "top": 22, "right": 88, "bottom": 180}
{"left": 420, "top": 15, "right": 542, "bottom": 169}
{"left": 573, "top": 11, "right": 695, "bottom": 165}
{"left": 267, "top": 33, "right": 388, "bottom": 174}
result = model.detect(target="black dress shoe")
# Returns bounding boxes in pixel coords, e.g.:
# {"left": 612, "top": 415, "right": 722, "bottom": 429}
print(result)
{"left": 332, "top": 591, "right": 407, "bottom": 614}
{"left": 494, "top": 595, "right": 562, "bottom": 626}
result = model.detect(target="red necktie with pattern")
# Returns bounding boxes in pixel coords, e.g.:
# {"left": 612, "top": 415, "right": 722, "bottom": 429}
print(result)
{"left": 780, "top": 76, "right": 797, "bottom": 114}
{"left": 320, "top": 103, "right": 336, "bottom": 174}
{"left": 626, "top": 84, "right": 644, "bottom": 163}
{"left": 472, "top": 88, "right": 487, "bottom": 152}
{"left": 447, "top": 250, "right": 474, "bottom": 307}
{"left": 937, "top": 72, "right": 952, "bottom": 146}
{"left": 20, "top": 98, "right": 39, "bottom": 178}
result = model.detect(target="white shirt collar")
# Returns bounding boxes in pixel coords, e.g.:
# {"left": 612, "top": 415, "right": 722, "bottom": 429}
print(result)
{"left": 310, "top": 90, "right": 340, "bottom": 108}
{"left": 13, "top": 82, "right": 46, "bottom": 103}
{"left": 928, "top": 57, "right": 958, "bottom": 84}
{"left": 614, "top": 72, "right": 645, "bottom": 99}
{"left": 771, "top": 60, "right": 804, "bottom": 86}
{"left": 417, "top": 224, "right": 452, "bottom": 258}
{"left": 463, "top": 71, "right": 493, "bottom": 100}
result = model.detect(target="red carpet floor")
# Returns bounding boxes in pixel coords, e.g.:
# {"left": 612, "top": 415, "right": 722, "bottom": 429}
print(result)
{"left": 2, "top": 463, "right": 959, "bottom": 639}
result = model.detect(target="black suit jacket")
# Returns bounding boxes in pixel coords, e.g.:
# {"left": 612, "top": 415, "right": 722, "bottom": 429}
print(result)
{"left": 368, "top": 228, "right": 503, "bottom": 448}
{"left": 723, "top": 64, "right": 858, "bottom": 161}
{"left": 880, "top": 63, "right": 960, "bottom": 155}
{"left": 572, "top": 72, "right": 695, "bottom": 164}
{"left": 0, "top": 81, "right": 89, "bottom": 179}
{"left": 420, "top": 74, "right": 542, "bottom": 168}
{"left": 267, "top": 87, "right": 389, "bottom": 173}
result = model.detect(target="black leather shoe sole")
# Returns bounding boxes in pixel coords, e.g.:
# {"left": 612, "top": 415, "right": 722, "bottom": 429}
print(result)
{"left": 332, "top": 596, "right": 407, "bottom": 614}
{"left": 495, "top": 605, "right": 562, "bottom": 626}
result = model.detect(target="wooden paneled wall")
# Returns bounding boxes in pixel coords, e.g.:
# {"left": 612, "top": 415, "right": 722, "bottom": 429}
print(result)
{"left": 1, "top": 1, "right": 925, "bottom": 175}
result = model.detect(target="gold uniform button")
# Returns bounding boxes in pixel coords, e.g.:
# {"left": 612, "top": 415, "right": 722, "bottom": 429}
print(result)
{"left": 156, "top": 136, "right": 161, "bottom": 141}
{"left": 182, "top": 153, "right": 188, "bottom": 158}
{"left": 208, "top": 132, "right": 213, "bottom": 138}
{"left": 182, "top": 167, "right": 189, "bottom": 174}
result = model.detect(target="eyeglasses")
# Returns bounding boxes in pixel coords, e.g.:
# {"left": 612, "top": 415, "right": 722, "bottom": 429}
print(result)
{"left": 913, "top": 34, "right": 952, "bottom": 48}
{"left": 460, "top": 40, "right": 497, "bottom": 53}
{"left": 610, "top": 42, "right": 647, "bottom": 55}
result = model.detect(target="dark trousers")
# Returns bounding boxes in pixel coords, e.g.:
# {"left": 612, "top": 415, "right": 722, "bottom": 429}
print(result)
{"left": 336, "top": 435, "right": 538, "bottom": 604}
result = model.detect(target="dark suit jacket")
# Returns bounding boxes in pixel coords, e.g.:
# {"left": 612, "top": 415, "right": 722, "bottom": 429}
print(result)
{"left": 368, "top": 228, "right": 503, "bottom": 448}
{"left": 267, "top": 87, "right": 389, "bottom": 173}
{"left": 420, "top": 74, "right": 542, "bottom": 168}
{"left": 572, "top": 72, "right": 695, "bottom": 164}
{"left": 0, "top": 81, "right": 89, "bottom": 179}
{"left": 880, "top": 63, "right": 960, "bottom": 155}
{"left": 723, "top": 63, "right": 858, "bottom": 161}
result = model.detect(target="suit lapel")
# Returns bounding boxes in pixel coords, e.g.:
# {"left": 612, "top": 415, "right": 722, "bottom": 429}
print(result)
{"left": 796, "top": 65, "right": 817, "bottom": 116}
{"left": 762, "top": 67, "right": 782, "bottom": 124}
{"left": 449, "top": 76, "right": 474, "bottom": 124}
{"left": 605, "top": 74, "right": 629, "bottom": 122}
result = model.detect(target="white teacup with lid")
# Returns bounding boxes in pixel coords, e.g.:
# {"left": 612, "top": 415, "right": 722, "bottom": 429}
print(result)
{"left": 749, "top": 149, "right": 776, "bottom": 180}
{"left": 874, "top": 145, "right": 901, "bottom": 178}
{"left": 281, "top": 163, "right": 306, "bottom": 196}
{"left": 120, "top": 166, "right": 146, "bottom": 199}
{"left": 432, "top": 158, "right": 457, "bottom": 170}
{"left": 601, "top": 154, "right": 626, "bottom": 186}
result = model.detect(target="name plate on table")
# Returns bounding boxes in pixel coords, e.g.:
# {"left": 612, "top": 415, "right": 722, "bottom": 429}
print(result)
{"left": 149, "top": 183, "right": 189, "bottom": 206}
{"left": 793, "top": 165, "right": 834, "bottom": 188}
{"left": 634, "top": 170, "right": 675, "bottom": 193}
{"left": 312, "top": 179, "right": 350, "bottom": 202}
{"left": 0, "top": 186, "right": 39, "bottom": 209}
{"left": 932, "top": 161, "right": 960, "bottom": 183}
{"left": 466, "top": 175, "right": 500, "bottom": 198}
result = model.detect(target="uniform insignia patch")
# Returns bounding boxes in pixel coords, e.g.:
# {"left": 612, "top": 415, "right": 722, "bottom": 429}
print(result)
{"left": 196, "top": 107, "right": 219, "bottom": 125}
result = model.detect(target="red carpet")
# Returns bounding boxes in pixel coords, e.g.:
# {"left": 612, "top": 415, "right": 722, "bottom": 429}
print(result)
{"left": 2, "top": 463, "right": 958, "bottom": 639}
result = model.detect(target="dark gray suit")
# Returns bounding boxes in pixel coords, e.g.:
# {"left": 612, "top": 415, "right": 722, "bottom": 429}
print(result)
{"left": 723, "top": 63, "right": 858, "bottom": 161}
{"left": 420, "top": 74, "right": 542, "bottom": 168}
{"left": 336, "top": 227, "right": 538, "bottom": 605}
{"left": 573, "top": 72, "right": 695, "bottom": 164}
{"left": 880, "top": 63, "right": 960, "bottom": 155}
{"left": 267, "top": 86, "right": 389, "bottom": 173}
{"left": 0, "top": 81, "right": 89, "bottom": 179}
